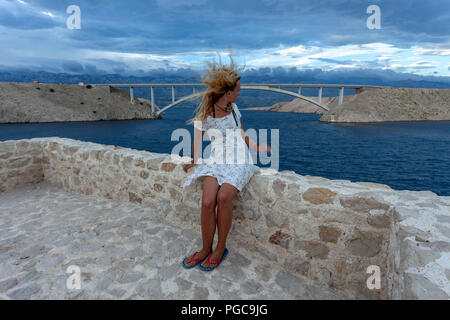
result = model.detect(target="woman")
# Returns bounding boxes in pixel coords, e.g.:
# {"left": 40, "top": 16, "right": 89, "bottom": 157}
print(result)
{"left": 181, "top": 59, "right": 271, "bottom": 271}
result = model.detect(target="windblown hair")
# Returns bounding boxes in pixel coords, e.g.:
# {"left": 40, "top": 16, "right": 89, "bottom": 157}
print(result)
{"left": 186, "top": 56, "right": 242, "bottom": 126}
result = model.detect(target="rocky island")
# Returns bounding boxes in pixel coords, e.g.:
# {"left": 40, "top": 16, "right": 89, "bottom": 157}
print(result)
{"left": 0, "top": 82, "right": 161, "bottom": 123}
{"left": 243, "top": 87, "right": 450, "bottom": 123}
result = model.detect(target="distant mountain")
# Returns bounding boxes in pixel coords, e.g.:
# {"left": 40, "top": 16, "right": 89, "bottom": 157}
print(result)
{"left": 0, "top": 71, "right": 198, "bottom": 85}
{"left": 1, "top": 69, "right": 449, "bottom": 108}
{"left": 389, "top": 79, "right": 450, "bottom": 89}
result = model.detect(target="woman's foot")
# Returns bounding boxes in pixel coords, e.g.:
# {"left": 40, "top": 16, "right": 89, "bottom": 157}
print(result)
{"left": 200, "top": 247, "right": 226, "bottom": 269}
{"left": 182, "top": 249, "right": 210, "bottom": 268}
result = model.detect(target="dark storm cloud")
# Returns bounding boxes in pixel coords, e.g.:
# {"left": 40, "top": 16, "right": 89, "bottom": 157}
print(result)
{"left": 313, "top": 58, "right": 354, "bottom": 65}
{"left": 2, "top": 0, "right": 447, "bottom": 53}
{"left": 0, "top": 2, "right": 58, "bottom": 30}
{"left": 61, "top": 60, "right": 84, "bottom": 73}
{"left": 0, "top": 0, "right": 449, "bottom": 79}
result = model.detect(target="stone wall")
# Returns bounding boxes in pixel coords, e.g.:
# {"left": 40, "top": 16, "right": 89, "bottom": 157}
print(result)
{"left": 1, "top": 137, "right": 449, "bottom": 299}
{"left": 0, "top": 139, "right": 44, "bottom": 192}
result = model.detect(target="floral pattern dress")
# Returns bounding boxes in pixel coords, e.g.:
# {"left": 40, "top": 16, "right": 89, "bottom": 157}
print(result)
{"left": 182, "top": 103, "right": 255, "bottom": 196}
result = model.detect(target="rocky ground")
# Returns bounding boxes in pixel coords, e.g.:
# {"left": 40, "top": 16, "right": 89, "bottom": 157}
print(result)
{"left": 0, "top": 181, "right": 346, "bottom": 300}
{"left": 0, "top": 82, "right": 161, "bottom": 123}
{"left": 242, "top": 87, "right": 450, "bottom": 123}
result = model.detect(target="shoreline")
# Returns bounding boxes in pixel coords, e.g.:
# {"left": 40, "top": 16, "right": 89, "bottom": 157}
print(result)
{"left": 241, "top": 87, "right": 450, "bottom": 123}
{"left": 240, "top": 107, "right": 450, "bottom": 124}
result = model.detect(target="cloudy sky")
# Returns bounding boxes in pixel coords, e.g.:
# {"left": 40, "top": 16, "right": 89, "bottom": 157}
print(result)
{"left": 0, "top": 0, "right": 449, "bottom": 77}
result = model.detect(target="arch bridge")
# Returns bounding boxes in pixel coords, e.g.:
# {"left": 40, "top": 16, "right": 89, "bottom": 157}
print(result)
{"left": 93, "top": 83, "right": 386, "bottom": 117}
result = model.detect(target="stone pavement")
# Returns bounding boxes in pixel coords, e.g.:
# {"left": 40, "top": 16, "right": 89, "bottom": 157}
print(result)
{"left": 0, "top": 181, "right": 346, "bottom": 300}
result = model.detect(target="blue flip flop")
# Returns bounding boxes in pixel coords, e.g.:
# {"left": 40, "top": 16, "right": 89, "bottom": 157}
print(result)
{"left": 198, "top": 248, "right": 229, "bottom": 271}
{"left": 181, "top": 251, "right": 209, "bottom": 269}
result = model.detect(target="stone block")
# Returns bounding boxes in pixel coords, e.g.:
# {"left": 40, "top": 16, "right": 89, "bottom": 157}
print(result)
{"left": 129, "top": 192, "right": 142, "bottom": 204}
{"left": 63, "top": 145, "right": 79, "bottom": 156}
{"left": 146, "top": 156, "right": 165, "bottom": 170}
{"left": 161, "top": 162, "right": 177, "bottom": 172}
{"left": 168, "top": 186, "right": 182, "bottom": 200}
{"left": 120, "top": 155, "right": 133, "bottom": 169}
{"left": 9, "top": 157, "right": 31, "bottom": 169}
{"left": 294, "top": 240, "right": 329, "bottom": 259}
{"left": 272, "top": 198, "right": 307, "bottom": 216}
{"left": 139, "top": 170, "right": 149, "bottom": 179}
{"left": 79, "top": 152, "right": 89, "bottom": 161}
{"left": 367, "top": 209, "right": 391, "bottom": 228}
{"left": 134, "top": 159, "right": 145, "bottom": 168}
{"left": 355, "top": 181, "right": 391, "bottom": 189}
{"left": 153, "top": 183, "right": 164, "bottom": 193}
{"left": 340, "top": 196, "right": 389, "bottom": 213}
{"left": 272, "top": 179, "right": 286, "bottom": 197}
{"left": 264, "top": 207, "right": 289, "bottom": 228}
{"left": 400, "top": 238, "right": 442, "bottom": 269}
{"left": 403, "top": 272, "right": 449, "bottom": 299}
{"left": 0, "top": 141, "right": 17, "bottom": 153}
{"left": 158, "top": 197, "right": 172, "bottom": 216}
{"left": 303, "top": 188, "right": 337, "bottom": 205}
{"left": 286, "top": 183, "right": 302, "bottom": 201}
{"left": 345, "top": 228, "right": 383, "bottom": 257}
{"left": 284, "top": 256, "right": 310, "bottom": 276}
{"left": 315, "top": 268, "right": 333, "bottom": 286}
{"left": 242, "top": 202, "right": 262, "bottom": 221}
{"left": 174, "top": 204, "right": 199, "bottom": 221}
{"left": 7, "top": 283, "right": 41, "bottom": 300}
{"left": 269, "top": 230, "right": 291, "bottom": 249}
{"left": 49, "top": 141, "right": 58, "bottom": 151}
{"left": 274, "top": 270, "right": 309, "bottom": 298}
{"left": 16, "top": 140, "right": 30, "bottom": 149}
{"left": 0, "top": 152, "right": 13, "bottom": 160}
{"left": 319, "top": 225, "right": 341, "bottom": 244}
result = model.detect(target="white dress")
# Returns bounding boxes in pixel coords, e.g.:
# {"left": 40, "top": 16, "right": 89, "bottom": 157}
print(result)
{"left": 182, "top": 103, "right": 255, "bottom": 197}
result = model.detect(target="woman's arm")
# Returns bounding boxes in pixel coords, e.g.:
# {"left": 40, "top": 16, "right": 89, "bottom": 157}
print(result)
{"left": 183, "top": 126, "right": 205, "bottom": 173}
{"left": 240, "top": 121, "right": 271, "bottom": 154}
{"left": 192, "top": 127, "right": 205, "bottom": 164}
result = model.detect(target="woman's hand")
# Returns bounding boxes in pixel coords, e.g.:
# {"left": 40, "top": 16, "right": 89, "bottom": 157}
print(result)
{"left": 183, "top": 160, "right": 195, "bottom": 173}
{"left": 257, "top": 144, "right": 272, "bottom": 154}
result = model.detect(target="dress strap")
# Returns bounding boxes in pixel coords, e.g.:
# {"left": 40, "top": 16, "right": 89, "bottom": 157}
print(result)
{"left": 232, "top": 109, "right": 238, "bottom": 127}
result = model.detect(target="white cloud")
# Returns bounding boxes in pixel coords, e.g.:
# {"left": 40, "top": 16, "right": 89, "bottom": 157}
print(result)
{"left": 40, "top": 11, "right": 54, "bottom": 18}
{"left": 324, "top": 64, "right": 359, "bottom": 71}
{"left": 412, "top": 47, "right": 450, "bottom": 56}
{"left": 275, "top": 45, "right": 321, "bottom": 57}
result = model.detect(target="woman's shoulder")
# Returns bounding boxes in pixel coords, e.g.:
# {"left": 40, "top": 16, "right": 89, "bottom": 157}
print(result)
{"left": 232, "top": 103, "right": 241, "bottom": 117}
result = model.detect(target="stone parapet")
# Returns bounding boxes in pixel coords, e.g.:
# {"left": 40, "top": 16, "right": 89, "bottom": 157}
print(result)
{"left": 1, "top": 137, "right": 449, "bottom": 299}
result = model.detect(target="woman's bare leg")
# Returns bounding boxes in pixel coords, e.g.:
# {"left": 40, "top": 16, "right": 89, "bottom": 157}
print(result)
{"left": 201, "top": 183, "right": 238, "bottom": 268}
{"left": 183, "top": 176, "right": 220, "bottom": 267}
{"left": 200, "top": 176, "right": 220, "bottom": 253}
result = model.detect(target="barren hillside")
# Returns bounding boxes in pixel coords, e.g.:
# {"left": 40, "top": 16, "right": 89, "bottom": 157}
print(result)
{"left": 242, "top": 97, "right": 332, "bottom": 114}
{"left": 0, "top": 82, "right": 161, "bottom": 123}
{"left": 243, "top": 87, "right": 450, "bottom": 122}
{"left": 320, "top": 87, "right": 450, "bottom": 122}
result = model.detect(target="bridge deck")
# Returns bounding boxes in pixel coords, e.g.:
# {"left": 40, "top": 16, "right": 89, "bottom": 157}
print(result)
{"left": 93, "top": 83, "right": 386, "bottom": 89}
{"left": 91, "top": 83, "right": 387, "bottom": 115}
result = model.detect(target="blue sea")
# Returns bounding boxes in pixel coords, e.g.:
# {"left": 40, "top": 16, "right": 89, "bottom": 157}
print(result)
{"left": 1, "top": 107, "right": 449, "bottom": 196}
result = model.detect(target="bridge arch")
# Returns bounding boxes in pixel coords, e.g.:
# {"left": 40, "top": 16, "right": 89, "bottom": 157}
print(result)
{"left": 155, "top": 85, "right": 329, "bottom": 117}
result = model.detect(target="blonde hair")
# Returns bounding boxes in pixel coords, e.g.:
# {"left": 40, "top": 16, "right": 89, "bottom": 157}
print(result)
{"left": 186, "top": 56, "right": 242, "bottom": 126}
